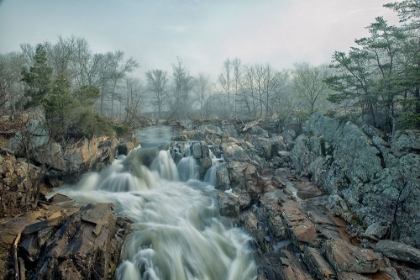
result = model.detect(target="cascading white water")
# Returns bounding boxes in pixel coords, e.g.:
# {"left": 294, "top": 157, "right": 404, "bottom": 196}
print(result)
{"left": 57, "top": 128, "right": 256, "bottom": 280}
{"left": 177, "top": 156, "right": 198, "bottom": 181}
{"left": 204, "top": 150, "right": 220, "bottom": 186}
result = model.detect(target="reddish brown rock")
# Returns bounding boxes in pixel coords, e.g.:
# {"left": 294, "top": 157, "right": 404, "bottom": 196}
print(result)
{"left": 338, "top": 272, "right": 370, "bottom": 280}
{"left": 326, "top": 239, "right": 383, "bottom": 274}
{"left": 280, "top": 250, "right": 314, "bottom": 279}
{"left": 20, "top": 203, "right": 131, "bottom": 280}
{"left": 281, "top": 200, "right": 317, "bottom": 248}
{"left": 303, "top": 246, "right": 336, "bottom": 280}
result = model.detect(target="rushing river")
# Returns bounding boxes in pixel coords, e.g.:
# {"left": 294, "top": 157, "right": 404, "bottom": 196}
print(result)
{"left": 58, "top": 126, "right": 257, "bottom": 280}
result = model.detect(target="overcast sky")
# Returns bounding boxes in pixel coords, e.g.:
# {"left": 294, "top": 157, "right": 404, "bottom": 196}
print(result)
{"left": 0, "top": 0, "right": 400, "bottom": 80}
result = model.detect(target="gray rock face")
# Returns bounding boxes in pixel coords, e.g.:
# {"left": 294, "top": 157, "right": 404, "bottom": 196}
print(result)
{"left": 220, "top": 124, "right": 239, "bottom": 138}
{"left": 247, "top": 136, "right": 271, "bottom": 159}
{"left": 221, "top": 143, "right": 250, "bottom": 162}
{"left": 185, "top": 141, "right": 212, "bottom": 179}
{"left": 327, "top": 195, "right": 355, "bottom": 223}
{"left": 6, "top": 120, "right": 49, "bottom": 156}
{"left": 363, "top": 222, "right": 389, "bottom": 239}
{"left": 192, "top": 142, "right": 203, "bottom": 159}
{"left": 376, "top": 240, "right": 420, "bottom": 265}
{"left": 215, "top": 163, "right": 230, "bottom": 190}
{"left": 391, "top": 130, "right": 420, "bottom": 157}
{"left": 291, "top": 112, "right": 420, "bottom": 247}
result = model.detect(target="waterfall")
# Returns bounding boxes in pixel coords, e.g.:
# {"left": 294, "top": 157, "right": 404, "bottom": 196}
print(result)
{"left": 151, "top": 150, "right": 179, "bottom": 181}
{"left": 57, "top": 127, "right": 256, "bottom": 280}
{"left": 177, "top": 156, "right": 198, "bottom": 181}
{"left": 204, "top": 148, "right": 223, "bottom": 186}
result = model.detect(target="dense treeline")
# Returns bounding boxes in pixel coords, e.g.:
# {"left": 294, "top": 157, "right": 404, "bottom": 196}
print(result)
{"left": 0, "top": 37, "right": 331, "bottom": 131}
{"left": 0, "top": 0, "right": 419, "bottom": 143}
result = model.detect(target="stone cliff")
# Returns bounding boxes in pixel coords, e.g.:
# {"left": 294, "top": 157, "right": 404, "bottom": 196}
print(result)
{"left": 291, "top": 112, "right": 420, "bottom": 247}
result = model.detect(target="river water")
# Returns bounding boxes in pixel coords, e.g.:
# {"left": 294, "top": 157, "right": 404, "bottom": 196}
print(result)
{"left": 58, "top": 126, "right": 257, "bottom": 280}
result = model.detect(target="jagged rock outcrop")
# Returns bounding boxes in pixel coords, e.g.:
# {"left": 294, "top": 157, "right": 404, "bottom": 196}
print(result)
{"left": 6, "top": 118, "right": 139, "bottom": 185}
{"left": 0, "top": 149, "right": 42, "bottom": 214}
{"left": 19, "top": 203, "right": 131, "bottom": 280}
{"left": 291, "top": 112, "right": 420, "bottom": 247}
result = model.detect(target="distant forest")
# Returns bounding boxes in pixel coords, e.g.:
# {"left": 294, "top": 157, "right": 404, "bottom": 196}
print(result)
{"left": 0, "top": 0, "right": 419, "bottom": 141}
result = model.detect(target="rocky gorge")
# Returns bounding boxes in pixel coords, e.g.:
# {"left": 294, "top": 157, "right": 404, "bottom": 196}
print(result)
{"left": 0, "top": 113, "right": 419, "bottom": 279}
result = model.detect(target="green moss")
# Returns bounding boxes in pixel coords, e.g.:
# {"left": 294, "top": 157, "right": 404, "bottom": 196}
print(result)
{"left": 69, "top": 109, "right": 115, "bottom": 139}
{"left": 113, "top": 124, "right": 130, "bottom": 138}
{"left": 353, "top": 216, "right": 363, "bottom": 225}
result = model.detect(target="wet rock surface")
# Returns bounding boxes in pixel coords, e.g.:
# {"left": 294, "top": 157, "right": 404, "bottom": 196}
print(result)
{"left": 18, "top": 202, "right": 131, "bottom": 280}
{"left": 2, "top": 116, "right": 419, "bottom": 279}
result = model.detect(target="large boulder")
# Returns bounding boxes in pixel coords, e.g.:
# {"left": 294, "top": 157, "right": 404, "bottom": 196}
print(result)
{"left": 32, "top": 137, "right": 122, "bottom": 184}
{"left": 325, "top": 239, "right": 383, "bottom": 274}
{"left": 375, "top": 240, "right": 420, "bottom": 265}
{"left": 186, "top": 141, "right": 212, "bottom": 179}
{"left": 391, "top": 130, "right": 420, "bottom": 157}
{"left": 0, "top": 149, "right": 42, "bottom": 212}
{"left": 6, "top": 119, "right": 49, "bottom": 157}
{"left": 247, "top": 136, "right": 271, "bottom": 159}
{"left": 215, "top": 163, "right": 230, "bottom": 190}
{"left": 221, "top": 143, "right": 250, "bottom": 162}
{"left": 20, "top": 203, "right": 131, "bottom": 280}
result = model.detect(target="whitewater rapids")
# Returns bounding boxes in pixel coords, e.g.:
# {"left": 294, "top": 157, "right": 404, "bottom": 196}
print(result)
{"left": 58, "top": 131, "right": 256, "bottom": 280}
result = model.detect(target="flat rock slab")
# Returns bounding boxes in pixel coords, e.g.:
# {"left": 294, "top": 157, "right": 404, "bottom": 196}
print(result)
{"left": 303, "top": 246, "right": 336, "bottom": 280}
{"left": 258, "top": 250, "right": 314, "bottom": 280}
{"left": 376, "top": 239, "right": 420, "bottom": 265}
{"left": 280, "top": 250, "right": 314, "bottom": 279}
{"left": 281, "top": 200, "right": 317, "bottom": 248}
{"left": 326, "top": 239, "right": 383, "bottom": 274}
{"left": 293, "top": 182, "right": 323, "bottom": 200}
{"left": 303, "top": 197, "right": 350, "bottom": 243}
{"left": 338, "top": 272, "right": 370, "bottom": 280}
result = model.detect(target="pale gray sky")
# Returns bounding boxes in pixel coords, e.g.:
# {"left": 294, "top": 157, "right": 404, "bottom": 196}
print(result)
{"left": 0, "top": 0, "right": 400, "bottom": 79}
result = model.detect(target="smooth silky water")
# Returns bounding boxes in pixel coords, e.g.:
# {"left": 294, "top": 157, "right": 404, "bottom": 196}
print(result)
{"left": 57, "top": 126, "right": 257, "bottom": 280}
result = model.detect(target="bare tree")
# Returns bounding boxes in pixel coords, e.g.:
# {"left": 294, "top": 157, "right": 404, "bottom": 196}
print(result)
{"left": 20, "top": 43, "right": 35, "bottom": 65}
{"left": 44, "top": 35, "right": 78, "bottom": 80}
{"left": 106, "top": 51, "right": 139, "bottom": 118}
{"left": 146, "top": 69, "right": 168, "bottom": 119}
{"left": 0, "top": 52, "right": 26, "bottom": 116}
{"left": 195, "top": 73, "right": 211, "bottom": 115}
{"left": 240, "top": 64, "right": 257, "bottom": 117}
{"left": 232, "top": 58, "right": 242, "bottom": 114}
{"left": 124, "top": 77, "right": 146, "bottom": 125}
{"left": 293, "top": 63, "right": 329, "bottom": 114}
{"left": 169, "top": 58, "right": 194, "bottom": 119}
{"left": 219, "top": 58, "right": 233, "bottom": 113}
{"left": 270, "top": 69, "right": 291, "bottom": 117}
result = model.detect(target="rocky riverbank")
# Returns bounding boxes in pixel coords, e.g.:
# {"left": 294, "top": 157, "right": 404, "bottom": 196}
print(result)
{"left": 0, "top": 126, "right": 138, "bottom": 279}
{"left": 171, "top": 116, "right": 420, "bottom": 279}
{"left": 1, "top": 115, "right": 419, "bottom": 279}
